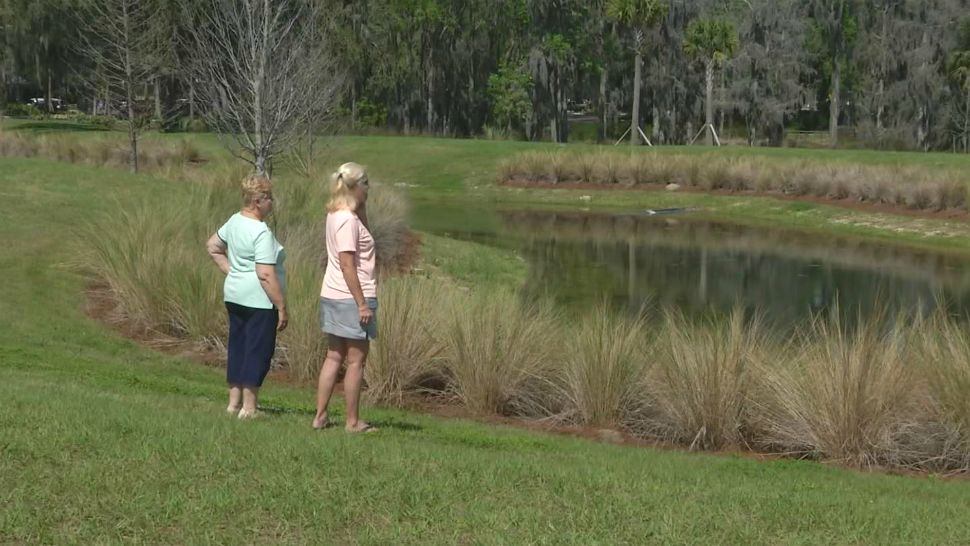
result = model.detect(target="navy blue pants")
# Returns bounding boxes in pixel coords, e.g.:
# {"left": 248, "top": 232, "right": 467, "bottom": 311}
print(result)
{"left": 225, "top": 302, "right": 278, "bottom": 387}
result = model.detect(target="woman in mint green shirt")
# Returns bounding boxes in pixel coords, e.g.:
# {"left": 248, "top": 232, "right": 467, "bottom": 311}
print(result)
{"left": 206, "top": 174, "right": 288, "bottom": 419}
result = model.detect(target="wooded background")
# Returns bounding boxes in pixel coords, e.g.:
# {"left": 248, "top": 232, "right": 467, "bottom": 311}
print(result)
{"left": 2, "top": 0, "right": 969, "bottom": 151}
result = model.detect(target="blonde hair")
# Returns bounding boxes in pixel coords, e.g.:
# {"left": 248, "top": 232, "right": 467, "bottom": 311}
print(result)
{"left": 327, "top": 162, "right": 368, "bottom": 212}
{"left": 241, "top": 174, "right": 272, "bottom": 207}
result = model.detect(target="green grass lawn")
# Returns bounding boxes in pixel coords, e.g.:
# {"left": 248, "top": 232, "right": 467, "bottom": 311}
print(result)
{"left": 3, "top": 144, "right": 970, "bottom": 542}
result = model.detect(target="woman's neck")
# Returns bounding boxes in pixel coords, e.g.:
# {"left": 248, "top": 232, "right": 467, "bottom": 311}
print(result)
{"left": 241, "top": 207, "right": 262, "bottom": 221}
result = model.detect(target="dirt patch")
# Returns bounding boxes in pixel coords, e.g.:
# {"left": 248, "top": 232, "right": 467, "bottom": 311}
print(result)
{"left": 500, "top": 178, "right": 970, "bottom": 223}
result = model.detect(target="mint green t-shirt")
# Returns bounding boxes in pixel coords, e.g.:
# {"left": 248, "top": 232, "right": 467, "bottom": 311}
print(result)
{"left": 217, "top": 213, "right": 286, "bottom": 309}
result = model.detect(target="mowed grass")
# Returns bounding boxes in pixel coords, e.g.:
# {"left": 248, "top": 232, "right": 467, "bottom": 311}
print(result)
{"left": 3, "top": 152, "right": 970, "bottom": 541}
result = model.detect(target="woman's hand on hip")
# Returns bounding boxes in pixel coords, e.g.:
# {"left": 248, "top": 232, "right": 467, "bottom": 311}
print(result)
{"left": 277, "top": 307, "right": 289, "bottom": 332}
{"left": 358, "top": 304, "right": 374, "bottom": 326}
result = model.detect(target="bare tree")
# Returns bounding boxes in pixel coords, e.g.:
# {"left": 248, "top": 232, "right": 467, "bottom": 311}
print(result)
{"left": 79, "top": 0, "right": 154, "bottom": 173}
{"left": 184, "top": 0, "right": 342, "bottom": 176}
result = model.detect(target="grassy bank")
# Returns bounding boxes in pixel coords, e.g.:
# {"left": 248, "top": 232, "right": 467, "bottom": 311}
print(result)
{"left": 46, "top": 131, "right": 970, "bottom": 474}
{"left": 5, "top": 157, "right": 970, "bottom": 543}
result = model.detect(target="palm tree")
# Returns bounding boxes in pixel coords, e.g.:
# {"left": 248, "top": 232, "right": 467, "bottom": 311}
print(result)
{"left": 607, "top": 0, "right": 668, "bottom": 146}
{"left": 684, "top": 19, "right": 738, "bottom": 146}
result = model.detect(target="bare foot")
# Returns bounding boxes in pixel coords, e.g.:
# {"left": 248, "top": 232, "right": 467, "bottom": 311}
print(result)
{"left": 237, "top": 408, "right": 259, "bottom": 420}
{"left": 345, "top": 422, "right": 378, "bottom": 433}
{"left": 312, "top": 413, "right": 329, "bottom": 430}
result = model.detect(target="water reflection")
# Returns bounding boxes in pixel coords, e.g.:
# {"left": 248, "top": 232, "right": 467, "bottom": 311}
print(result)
{"left": 416, "top": 203, "right": 970, "bottom": 331}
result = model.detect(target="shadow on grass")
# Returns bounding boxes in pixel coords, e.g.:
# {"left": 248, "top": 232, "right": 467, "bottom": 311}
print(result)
{"left": 256, "top": 404, "right": 424, "bottom": 432}
{"left": 9, "top": 121, "right": 112, "bottom": 133}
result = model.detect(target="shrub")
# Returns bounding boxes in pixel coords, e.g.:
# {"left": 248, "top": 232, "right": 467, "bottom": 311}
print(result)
{"left": 5, "top": 102, "right": 43, "bottom": 118}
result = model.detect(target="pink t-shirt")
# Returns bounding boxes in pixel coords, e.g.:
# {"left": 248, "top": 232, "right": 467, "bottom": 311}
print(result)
{"left": 321, "top": 209, "right": 377, "bottom": 300}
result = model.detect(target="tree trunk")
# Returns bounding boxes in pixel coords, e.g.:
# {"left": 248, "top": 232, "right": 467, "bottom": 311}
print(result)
{"left": 123, "top": 8, "right": 138, "bottom": 174}
{"left": 705, "top": 60, "right": 714, "bottom": 146}
{"left": 253, "top": 0, "right": 270, "bottom": 176}
{"left": 718, "top": 68, "right": 726, "bottom": 138}
{"left": 876, "top": 78, "right": 884, "bottom": 130}
{"left": 426, "top": 70, "right": 433, "bottom": 133}
{"left": 350, "top": 85, "right": 356, "bottom": 129}
{"left": 964, "top": 85, "right": 970, "bottom": 153}
{"left": 188, "top": 79, "right": 195, "bottom": 121}
{"left": 599, "top": 68, "right": 608, "bottom": 142}
{"left": 46, "top": 69, "right": 53, "bottom": 114}
{"left": 154, "top": 76, "right": 162, "bottom": 120}
{"left": 830, "top": 57, "right": 841, "bottom": 148}
{"left": 630, "top": 51, "right": 642, "bottom": 145}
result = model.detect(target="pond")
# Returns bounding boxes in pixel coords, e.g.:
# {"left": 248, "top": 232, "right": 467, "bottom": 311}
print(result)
{"left": 411, "top": 200, "right": 970, "bottom": 331}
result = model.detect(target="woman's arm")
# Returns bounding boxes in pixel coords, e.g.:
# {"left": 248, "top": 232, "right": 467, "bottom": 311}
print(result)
{"left": 338, "top": 251, "right": 373, "bottom": 325}
{"left": 255, "top": 264, "right": 288, "bottom": 332}
{"left": 206, "top": 233, "right": 230, "bottom": 275}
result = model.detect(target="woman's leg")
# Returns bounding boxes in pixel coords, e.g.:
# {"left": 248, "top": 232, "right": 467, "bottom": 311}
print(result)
{"left": 226, "top": 303, "right": 247, "bottom": 414}
{"left": 241, "top": 387, "right": 259, "bottom": 414}
{"left": 237, "top": 307, "right": 278, "bottom": 419}
{"left": 313, "top": 335, "right": 346, "bottom": 428}
{"left": 344, "top": 339, "right": 371, "bottom": 431}
{"left": 227, "top": 385, "right": 243, "bottom": 414}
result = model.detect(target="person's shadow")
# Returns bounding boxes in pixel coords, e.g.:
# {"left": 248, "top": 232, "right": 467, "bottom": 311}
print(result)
{"left": 257, "top": 404, "right": 424, "bottom": 432}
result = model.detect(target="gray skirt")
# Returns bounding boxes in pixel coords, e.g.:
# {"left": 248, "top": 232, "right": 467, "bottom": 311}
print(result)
{"left": 320, "top": 297, "right": 378, "bottom": 340}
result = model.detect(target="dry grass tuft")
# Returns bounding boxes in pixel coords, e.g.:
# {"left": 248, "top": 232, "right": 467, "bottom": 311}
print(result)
{"left": 560, "top": 302, "right": 652, "bottom": 427}
{"left": 755, "top": 311, "right": 919, "bottom": 468}
{"left": 442, "top": 289, "right": 560, "bottom": 416}
{"left": 641, "top": 308, "right": 771, "bottom": 451}
{"left": 365, "top": 276, "right": 447, "bottom": 406}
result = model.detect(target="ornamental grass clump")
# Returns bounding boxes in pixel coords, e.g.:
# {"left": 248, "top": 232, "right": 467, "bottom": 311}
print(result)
{"left": 641, "top": 308, "right": 770, "bottom": 451}
{"left": 365, "top": 276, "right": 448, "bottom": 406}
{"left": 560, "top": 302, "right": 653, "bottom": 428}
{"left": 756, "top": 310, "right": 919, "bottom": 468}
{"left": 442, "top": 289, "right": 560, "bottom": 416}
{"left": 913, "top": 313, "right": 970, "bottom": 470}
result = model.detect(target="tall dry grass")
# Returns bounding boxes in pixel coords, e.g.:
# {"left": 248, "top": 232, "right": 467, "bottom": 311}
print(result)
{"left": 755, "top": 311, "right": 921, "bottom": 467}
{"left": 364, "top": 276, "right": 446, "bottom": 405}
{"left": 560, "top": 302, "right": 653, "bottom": 428}
{"left": 441, "top": 289, "right": 560, "bottom": 416}
{"left": 913, "top": 314, "right": 970, "bottom": 469}
{"left": 499, "top": 151, "right": 969, "bottom": 212}
{"left": 641, "top": 309, "right": 772, "bottom": 451}
{"left": 0, "top": 130, "right": 203, "bottom": 172}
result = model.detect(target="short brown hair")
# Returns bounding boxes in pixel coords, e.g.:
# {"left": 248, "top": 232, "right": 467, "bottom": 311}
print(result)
{"left": 241, "top": 174, "right": 272, "bottom": 206}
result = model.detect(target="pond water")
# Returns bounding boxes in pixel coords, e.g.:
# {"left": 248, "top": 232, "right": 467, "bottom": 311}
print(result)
{"left": 411, "top": 201, "right": 970, "bottom": 331}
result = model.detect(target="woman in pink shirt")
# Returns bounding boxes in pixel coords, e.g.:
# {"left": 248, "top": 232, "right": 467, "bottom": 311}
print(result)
{"left": 313, "top": 162, "right": 378, "bottom": 433}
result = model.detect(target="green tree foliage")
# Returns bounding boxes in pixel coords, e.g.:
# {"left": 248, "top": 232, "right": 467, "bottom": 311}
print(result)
{"left": 487, "top": 62, "right": 532, "bottom": 136}
{"left": 1, "top": 0, "right": 969, "bottom": 152}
